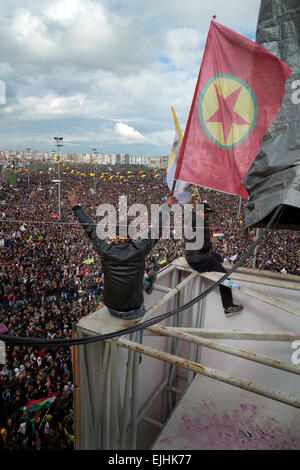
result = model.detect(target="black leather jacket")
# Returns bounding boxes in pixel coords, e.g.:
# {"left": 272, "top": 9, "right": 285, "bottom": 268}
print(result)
{"left": 184, "top": 212, "right": 213, "bottom": 264}
{"left": 72, "top": 205, "right": 164, "bottom": 311}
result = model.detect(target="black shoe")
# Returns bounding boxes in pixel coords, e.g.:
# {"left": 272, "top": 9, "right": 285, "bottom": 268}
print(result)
{"left": 145, "top": 271, "right": 157, "bottom": 294}
{"left": 224, "top": 304, "right": 243, "bottom": 317}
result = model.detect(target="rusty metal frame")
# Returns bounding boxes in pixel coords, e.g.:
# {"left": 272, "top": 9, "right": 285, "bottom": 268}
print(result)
{"left": 74, "top": 259, "right": 300, "bottom": 450}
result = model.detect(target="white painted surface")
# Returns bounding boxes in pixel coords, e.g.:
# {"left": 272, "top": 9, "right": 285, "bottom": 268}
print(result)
{"left": 75, "top": 258, "right": 300, "bottom": 449}
{"left": 153, "top": 374, "right": 300, "bottom": 450}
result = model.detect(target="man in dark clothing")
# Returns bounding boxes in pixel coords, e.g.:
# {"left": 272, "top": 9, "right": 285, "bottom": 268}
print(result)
{"left": 67, "top": 190, "right": 165, "bottom": 320}
{"left": 167, "top": 196, "right": 243, "bottom": 317}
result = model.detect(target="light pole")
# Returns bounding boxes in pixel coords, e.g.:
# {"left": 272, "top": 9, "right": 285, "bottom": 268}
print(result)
{"left": 54, "top": 137, "right": 63, "bottom": 220}
{"left": 92, "top": 148, "right": 97, "bottom": 192}
{"left": 26, "top": 148, "right": 31, "bottom": 189}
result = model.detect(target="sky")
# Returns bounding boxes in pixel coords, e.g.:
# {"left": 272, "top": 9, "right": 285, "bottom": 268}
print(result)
{"left": 0, "top": 0, "right": 261, "bottom": 155}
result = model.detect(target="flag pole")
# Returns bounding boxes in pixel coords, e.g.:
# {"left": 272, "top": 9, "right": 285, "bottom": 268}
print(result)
{"left": 170, "top": 179, "right": 177, "bottom": 196}
{"left": 170, "top": 107, "right": 182, "bottom": 196}
{"left": 170, "top": 106, "right": 201, "bottom": 201}
{"left": 38, "top": 407, "right": 50, "bottom": 430}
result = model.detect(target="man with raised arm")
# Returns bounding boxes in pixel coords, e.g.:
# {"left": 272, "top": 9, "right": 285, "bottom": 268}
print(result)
{"left": 67, "top": 189, "right": 167, "bottom": 320}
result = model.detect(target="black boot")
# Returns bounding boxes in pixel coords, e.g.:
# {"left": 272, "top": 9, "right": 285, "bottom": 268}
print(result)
{"left": 145, "top": 271, "right": 157, "bottom": 294}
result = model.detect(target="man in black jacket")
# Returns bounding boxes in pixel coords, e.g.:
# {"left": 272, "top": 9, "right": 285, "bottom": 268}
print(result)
{"left": 167, "top": 196, "right": 243, "bottom": 317}
{"left": 67, "top": 190, "right": 165, "bottom": 320}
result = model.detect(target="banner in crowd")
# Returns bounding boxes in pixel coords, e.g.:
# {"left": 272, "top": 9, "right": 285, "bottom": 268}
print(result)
{"left": 21, "top": 393, "right": 58, "bottom": 413}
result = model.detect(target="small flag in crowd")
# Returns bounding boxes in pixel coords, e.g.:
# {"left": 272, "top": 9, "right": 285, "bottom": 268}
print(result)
{"left": 158, "top": 257, "right": 167, "bottom": 265}
{"left": 83, "top": 257, "right": 94, "bottom": 265}
{"left": 21, "top": 393, "right": 58, "bottom": 413}
{"left": 212, "top": 232, "right": 224, "bottom": 238}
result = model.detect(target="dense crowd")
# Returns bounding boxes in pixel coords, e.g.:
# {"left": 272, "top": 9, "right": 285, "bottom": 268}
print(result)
{"left": 0, "top": 164, "right": 298, "bottom": 450}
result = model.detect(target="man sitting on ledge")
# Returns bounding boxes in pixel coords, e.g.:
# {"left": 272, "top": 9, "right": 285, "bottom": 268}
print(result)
{"left": 67, "top": 189, "right": 166, "bottom": 321}
{"left": 166, "top": 195, "right": 243, "bottom": 317}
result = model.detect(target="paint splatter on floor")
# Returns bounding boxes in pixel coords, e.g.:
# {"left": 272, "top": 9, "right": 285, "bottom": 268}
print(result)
{"left": 157, "top": 398, "right": 299, "bottom": 450}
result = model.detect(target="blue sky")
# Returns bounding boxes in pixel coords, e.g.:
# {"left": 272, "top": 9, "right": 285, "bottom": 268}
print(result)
{"left": 0, "top": 0, "right": 261, "bottom": 155}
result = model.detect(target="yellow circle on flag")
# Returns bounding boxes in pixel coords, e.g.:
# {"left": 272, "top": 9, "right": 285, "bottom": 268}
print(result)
{"left": 199, "top": 74, "right": 258, "bottom": 149}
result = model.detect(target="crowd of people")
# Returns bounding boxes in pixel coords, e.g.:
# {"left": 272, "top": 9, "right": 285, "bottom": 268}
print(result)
{"left": 0, "top": 164, "right": 298, "bottom": 450}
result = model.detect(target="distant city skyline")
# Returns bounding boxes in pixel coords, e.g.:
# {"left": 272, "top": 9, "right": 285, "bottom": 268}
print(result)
{"left": 0, "top": 148, "right": 169, "bottom": 169}
{"left": 0, "top": 0, "right": 261, "bottom": 155}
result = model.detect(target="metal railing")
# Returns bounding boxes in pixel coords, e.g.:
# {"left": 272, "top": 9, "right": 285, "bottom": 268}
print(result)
{"left": 73, "top": 258, "right": 300, "bottom": 450}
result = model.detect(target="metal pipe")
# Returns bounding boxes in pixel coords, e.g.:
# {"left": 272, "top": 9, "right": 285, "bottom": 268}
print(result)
{"left": 129, "top": 332, "right": 139, "bottom": 450}
{"left": 119, "top": 332, "right": 135, "bottom": 450}
{"left": 109, "top": 342, "right": 118, "bottom": 449}
{"left": 167, "top": 386, "right": 184, "bottom": 395}
{"left": 145, "top": 327, "right": 300, "bottom": 342}
{"left": 175, "top": 263, "right": 300, "bottom": 290}
{"left": 148, "top": 325, "right": 300, "bottom": 376}
{"left": 82, "top": 343, "right": 94, "bottom": 431}
{"left": 153, "top": 284, "right": 172, "bottom": 293}
{"left": 115, "top": 338, "right": 300, "bottom": 409}
{"left": 141, "top": 416, "right": 164, "bottom": 429}
{"left": 156, "top": 264, "right": 176, "bottom": 280}
{"left": 143, "top": 271, "right": 198, "bottom": 322}
{"left": 195, "top": 277, "right": 206, "bottom": 366}
{"left": 168, "top": 273, "right": 181, "bottom": 408}
{"left": 200, "top": 272, "right": 300, "bottom": 317}
{"left": 117, "top": 378, "right": 123, "bottom": 439}
{"left": 102, "top": 369, "right": 109, "bottom": 450}
{"left": 186, "top": 277, "right": 197, "bottom": 384}
{"left": 162, "top": 269, "right": 177, "bottom": 422}
{"left": 137, "top": 378, "right": 169, "bottom": 425}
{"left": 222, "top": 263, "right": 300, "bottom": 283}
{"left": 222, "top": 272, "right": 300, "bottom": 291}
{"left": 92, "top": 342, "right": 110, "bottom": 449}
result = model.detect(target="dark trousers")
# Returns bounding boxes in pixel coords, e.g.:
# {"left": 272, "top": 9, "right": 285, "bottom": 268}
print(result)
{"left": 188, "top": 252, "right": 233, "bottom": 309}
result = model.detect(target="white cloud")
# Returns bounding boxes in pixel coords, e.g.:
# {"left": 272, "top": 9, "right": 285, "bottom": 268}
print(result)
{"left": 114, "top": 122, "right": 146, "bottom": 143}
{"left": 3, "top": 94, "right": 86, "bottom": 118}
{"left": 47, "top": 0, "right": 83, "bottom": 22}
{"left": 0, "top": 0, "right": 262, "bottom": 154}
{"left": 4, "top": 0, "right": 156, "bottom": 74}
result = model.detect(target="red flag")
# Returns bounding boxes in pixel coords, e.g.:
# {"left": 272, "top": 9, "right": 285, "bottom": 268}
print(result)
{"left": 175, "top": 21, "right": 292, "bottom": 198}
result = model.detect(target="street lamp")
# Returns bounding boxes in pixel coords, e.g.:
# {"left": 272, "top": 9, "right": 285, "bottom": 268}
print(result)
{"left": 54, "top": 137, "right": 63, "bottom": 220}
{"left": 92, "top": 148, "right": 97, "bottom": 191}
{"left": 26, "top": 148, "right": 31, "bottom": 189}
